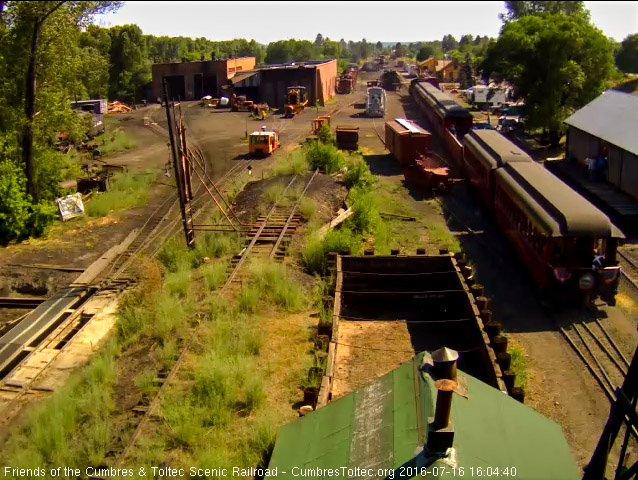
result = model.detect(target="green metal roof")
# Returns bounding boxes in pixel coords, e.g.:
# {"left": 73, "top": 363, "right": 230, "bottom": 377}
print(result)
{"left": 268, "top": 352, "right": 579, "bottom": 480}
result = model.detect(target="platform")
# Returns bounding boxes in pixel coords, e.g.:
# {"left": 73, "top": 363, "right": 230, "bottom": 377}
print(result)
{"left": 545, "top": 159, "right": 638, "bottom": 238}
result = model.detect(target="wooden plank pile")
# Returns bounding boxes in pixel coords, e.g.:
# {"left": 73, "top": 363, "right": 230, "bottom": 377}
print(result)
{"left": 107, "top": 101, "right": 132, "bottom": 113}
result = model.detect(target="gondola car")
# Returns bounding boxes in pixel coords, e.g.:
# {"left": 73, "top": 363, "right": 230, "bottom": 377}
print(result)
{"left": 463, "top": 130, "right": 532, "bottom": 211}
{"left": 464, "top": 130, "right": 623, "bottom": 305}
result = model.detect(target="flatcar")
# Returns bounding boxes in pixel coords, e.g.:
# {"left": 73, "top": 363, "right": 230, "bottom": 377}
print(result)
{"left": 463, "top": 130, "right": 622, "bottom": 306}
{"left": 410, "top": 80, "right": 473, "bottom": 138}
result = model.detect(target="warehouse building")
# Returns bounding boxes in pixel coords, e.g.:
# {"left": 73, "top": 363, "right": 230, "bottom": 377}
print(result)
{"left": 231, "top": 59, "right": 337, "bottom": 107}
{"left": 564, "top": 90, "right": 638, "bottom": 200}
{"left": 151, "top": 56, "right": 256, "bottom": 101}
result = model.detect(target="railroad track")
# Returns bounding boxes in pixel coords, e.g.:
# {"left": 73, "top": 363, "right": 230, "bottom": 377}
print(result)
{"left": 618, "top": 249, "right": 638, "bottom": 292}
{"left": 0, "top": 105, "right": 253, "bottom": 421}
{"left": 113, "top": 170, "right": 318, "bottom": 467}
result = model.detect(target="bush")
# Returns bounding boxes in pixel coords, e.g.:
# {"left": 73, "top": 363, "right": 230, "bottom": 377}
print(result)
{"left": 0, "top": 157, "right": 35, "bottom": 243}
{"left": 348, "top": 190, "right": 380, "bottom": 234}
{"left": 305, "top": 141, "right": 344, "bottom": 174}
{"left": 344, "top": 156, "right": 375, "bottom": 191}
{"left": 302, "top": 228, "right": 358, "bottom": 275}
{"left": 316, "top": 124, "right": 333, "bottom": 144}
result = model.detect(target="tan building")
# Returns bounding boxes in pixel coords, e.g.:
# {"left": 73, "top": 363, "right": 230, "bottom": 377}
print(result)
{"left": 419, "top": 56, "right": 438, "bottom": 74}
{"left": 436, "top": 60, "right": 460, "bottom": 82}
{"left": 151, "top": 56, "right": 256, "bottom": 100}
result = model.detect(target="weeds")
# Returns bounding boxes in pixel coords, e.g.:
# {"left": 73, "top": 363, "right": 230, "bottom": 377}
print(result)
{"left": 316, "top": 123, "right": 333, "bottom": 144}
{"left": 85, "top": 170, "right": 156, "bottom": 217}
{"left": 509, "top": 346, "right": 528, "bottom": 389}
{"left": 157, "top": 238, "right": 193, "bottom": 273}
{"left": 344, "top": 155, "right": 375, "bottom": 191}
{"left": 134, "top": 370, "right": 158, "bottom": 397}
{"left": 164, "top": 269, "right": 191, "bottom": 298}
{"left": 239, "top": 285, "right": 259, "bottom": 313}
{"left": 97, "top": 129, "right": 137, "bottom": 155}
{"left": 194, "top": 231, "right": 241, "bottom": 262}
{"left": 263, "top": 182, "right": 285, "bottom": 205}
{"left": 302, "top": 228, "right": 358, "bottom": 275}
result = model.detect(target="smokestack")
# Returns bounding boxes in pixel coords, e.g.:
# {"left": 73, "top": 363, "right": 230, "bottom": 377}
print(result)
{"left": 431, "top": 347, "right": 459, "bottom": 380}
{"left": 432, "top": 379, "right": 455, "bottom": 429}
{"left": 426, "top": 379, "right": 456, "bottom": 452}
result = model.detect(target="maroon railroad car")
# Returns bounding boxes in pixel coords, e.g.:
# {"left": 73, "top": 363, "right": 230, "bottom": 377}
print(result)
{"left": 493, "top": 161, "right": 623, "bottom": 305}
{"left": 462, "top": 129, "right": 532, "bottom": 210}
{"left": 385, "top": 118, "right": 431, "bottom": 166}
{"left": 411, "top": 80, "right": 473, "bottom": 138}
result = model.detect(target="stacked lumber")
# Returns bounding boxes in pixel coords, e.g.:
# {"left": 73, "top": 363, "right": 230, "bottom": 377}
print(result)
{"left": 107, "top": 101, "right": 132, "bottom": 113}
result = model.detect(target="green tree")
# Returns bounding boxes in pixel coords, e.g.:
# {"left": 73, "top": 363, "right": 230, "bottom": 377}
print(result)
{"left": 500, "top": 1, "right": 589, "bottom": 22}
{"left": 441, "top": 34, "right": 458, "bottom": 52}
{"left": 459, "top": 53, "right": 474, "bottom": 89}
{"left": 394, "top": 42, "right": 406, "bottom": 58}
{"left": 107, "top": 24, "right": 150, "bottom": 102}
{"left": 360, "top": 38, "right": 370, "bottom": 59}
{"left": 3, "top": 1, "right": 119, "bottom": 200}
{"left": 375, "top": 41, "right": 383, "bottom": 51}
{"left": 616, "top": 34, "right": 638, "bottom": 74}
{"left": 483, "top": 13, "right": 614, "bottom": 138}
{"left": 416, "top": 45, "right": 435, "bottom": 61}
{"left": 314, "top": 33, "right": 323, "bottom": 46}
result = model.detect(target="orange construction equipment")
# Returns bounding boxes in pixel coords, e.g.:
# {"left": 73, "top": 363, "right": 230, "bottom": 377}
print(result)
{"left": 231, "top": 94, "right": 255, "bottom": 112}
{"left": 311, "top": 115, "right": 331, "bottom": 134}
{"left": 248, "top": 130, "right": 280, "bottom": 156}
{"left": 284, "top": 86, "right": 308, "bottom": 118}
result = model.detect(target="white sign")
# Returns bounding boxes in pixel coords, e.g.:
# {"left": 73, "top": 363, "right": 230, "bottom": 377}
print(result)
{"left": 55, "top": 193, "right": 85, "bottom": 221}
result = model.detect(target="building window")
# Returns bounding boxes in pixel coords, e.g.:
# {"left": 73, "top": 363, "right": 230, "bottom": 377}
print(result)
{"left": 236, "top": 66, "right": 242, "bottom": 72}
{"left": 228, "top": 67, "right": 235, "bottom": 74}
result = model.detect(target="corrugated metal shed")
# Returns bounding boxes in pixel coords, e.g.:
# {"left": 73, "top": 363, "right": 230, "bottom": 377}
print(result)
{"left": 564, "top": 90, "right": 638, "bottom": 156}
{"left": 268, "top": 352, "right": 579, "bottom": 479}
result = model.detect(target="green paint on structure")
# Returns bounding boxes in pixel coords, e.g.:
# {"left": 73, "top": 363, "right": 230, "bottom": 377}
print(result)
{"left": 268, "top": 352, "right": 580, "bottom": 480}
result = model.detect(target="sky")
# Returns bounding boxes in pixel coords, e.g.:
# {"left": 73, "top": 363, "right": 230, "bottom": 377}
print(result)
{"left": 93, "top": 1, "right": 638, "bottom": 44}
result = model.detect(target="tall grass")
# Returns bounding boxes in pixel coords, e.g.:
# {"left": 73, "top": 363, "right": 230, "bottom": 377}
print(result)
{"left": 509, "top": 346, "right": 528, "bottom": 389}
{"left": 86, "top": 170, "right": 156, "bottom": 217}
{"left": 272, "top": 149, "right": 309, "bottom": 176}
{"left": 157, "top": 238, "right": 193, "bottom": 273}
{"left": 194, "top": 231, "right": 241, "bottom": 262}
{"left": 98, "top": 129, "right": 137, "bottom": 155}
{"left": 299, "top": 197, "right": 317, "bottom": 221}
{"left": 0, "top": 338, "right": 118, "bottom": 469}
{"left": 249, "top": 260, "right": 309, "bottom": 312}
{"left": 263, "top": 182, "right": 285, "bottom": 205}
{"left": 202, "top": 261, "right": 228, "bottom": 290}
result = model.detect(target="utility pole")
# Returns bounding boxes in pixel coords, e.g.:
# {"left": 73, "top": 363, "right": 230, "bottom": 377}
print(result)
{"left": 163, "top": 78, "right": 194, "bottom": 248}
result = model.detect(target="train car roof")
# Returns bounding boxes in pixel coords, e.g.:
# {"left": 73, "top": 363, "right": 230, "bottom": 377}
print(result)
{"left": 464, "top": 130, "right": 533, "bottom": 169}
{"left": 416, "top": 82, "right": 472, "bottom": 118}
{"left": 386, "top": 119, "right": 430, "bottom": 136}
{"left": 496, "top": 162, "right": 624, "bottom": 238}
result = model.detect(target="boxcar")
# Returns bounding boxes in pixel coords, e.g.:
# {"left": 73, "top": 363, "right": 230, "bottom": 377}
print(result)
{"left": 463, "top": 130, "right": 532, "bottom": 210}
{"left": 385, "top": 118, "right": 431, "bottom": 166}
{"left": 493, "top": 161, "right": 623, "bottom": 305}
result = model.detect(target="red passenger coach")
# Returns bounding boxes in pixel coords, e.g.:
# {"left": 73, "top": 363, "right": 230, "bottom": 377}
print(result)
{"left": 493, "top": 162, "right": 623, "bottom": 305}
{"left": 463, "top": 130, "right": 532, "bottom": 211}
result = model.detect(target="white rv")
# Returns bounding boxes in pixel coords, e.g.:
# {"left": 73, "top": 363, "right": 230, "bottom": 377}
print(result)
{"left": 471, "top": 85, "right": 509, "bottom": 110}
{"left": 365, "top": 87, "right": 386, "bottom": 117}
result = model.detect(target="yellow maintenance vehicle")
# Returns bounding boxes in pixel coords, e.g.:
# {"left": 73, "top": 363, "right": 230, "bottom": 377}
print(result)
{"left": 284, "top": 86, "right": 308, "bottom": 118}
{"left": 248, "top": 129, "right": 280, "bottom": 156}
